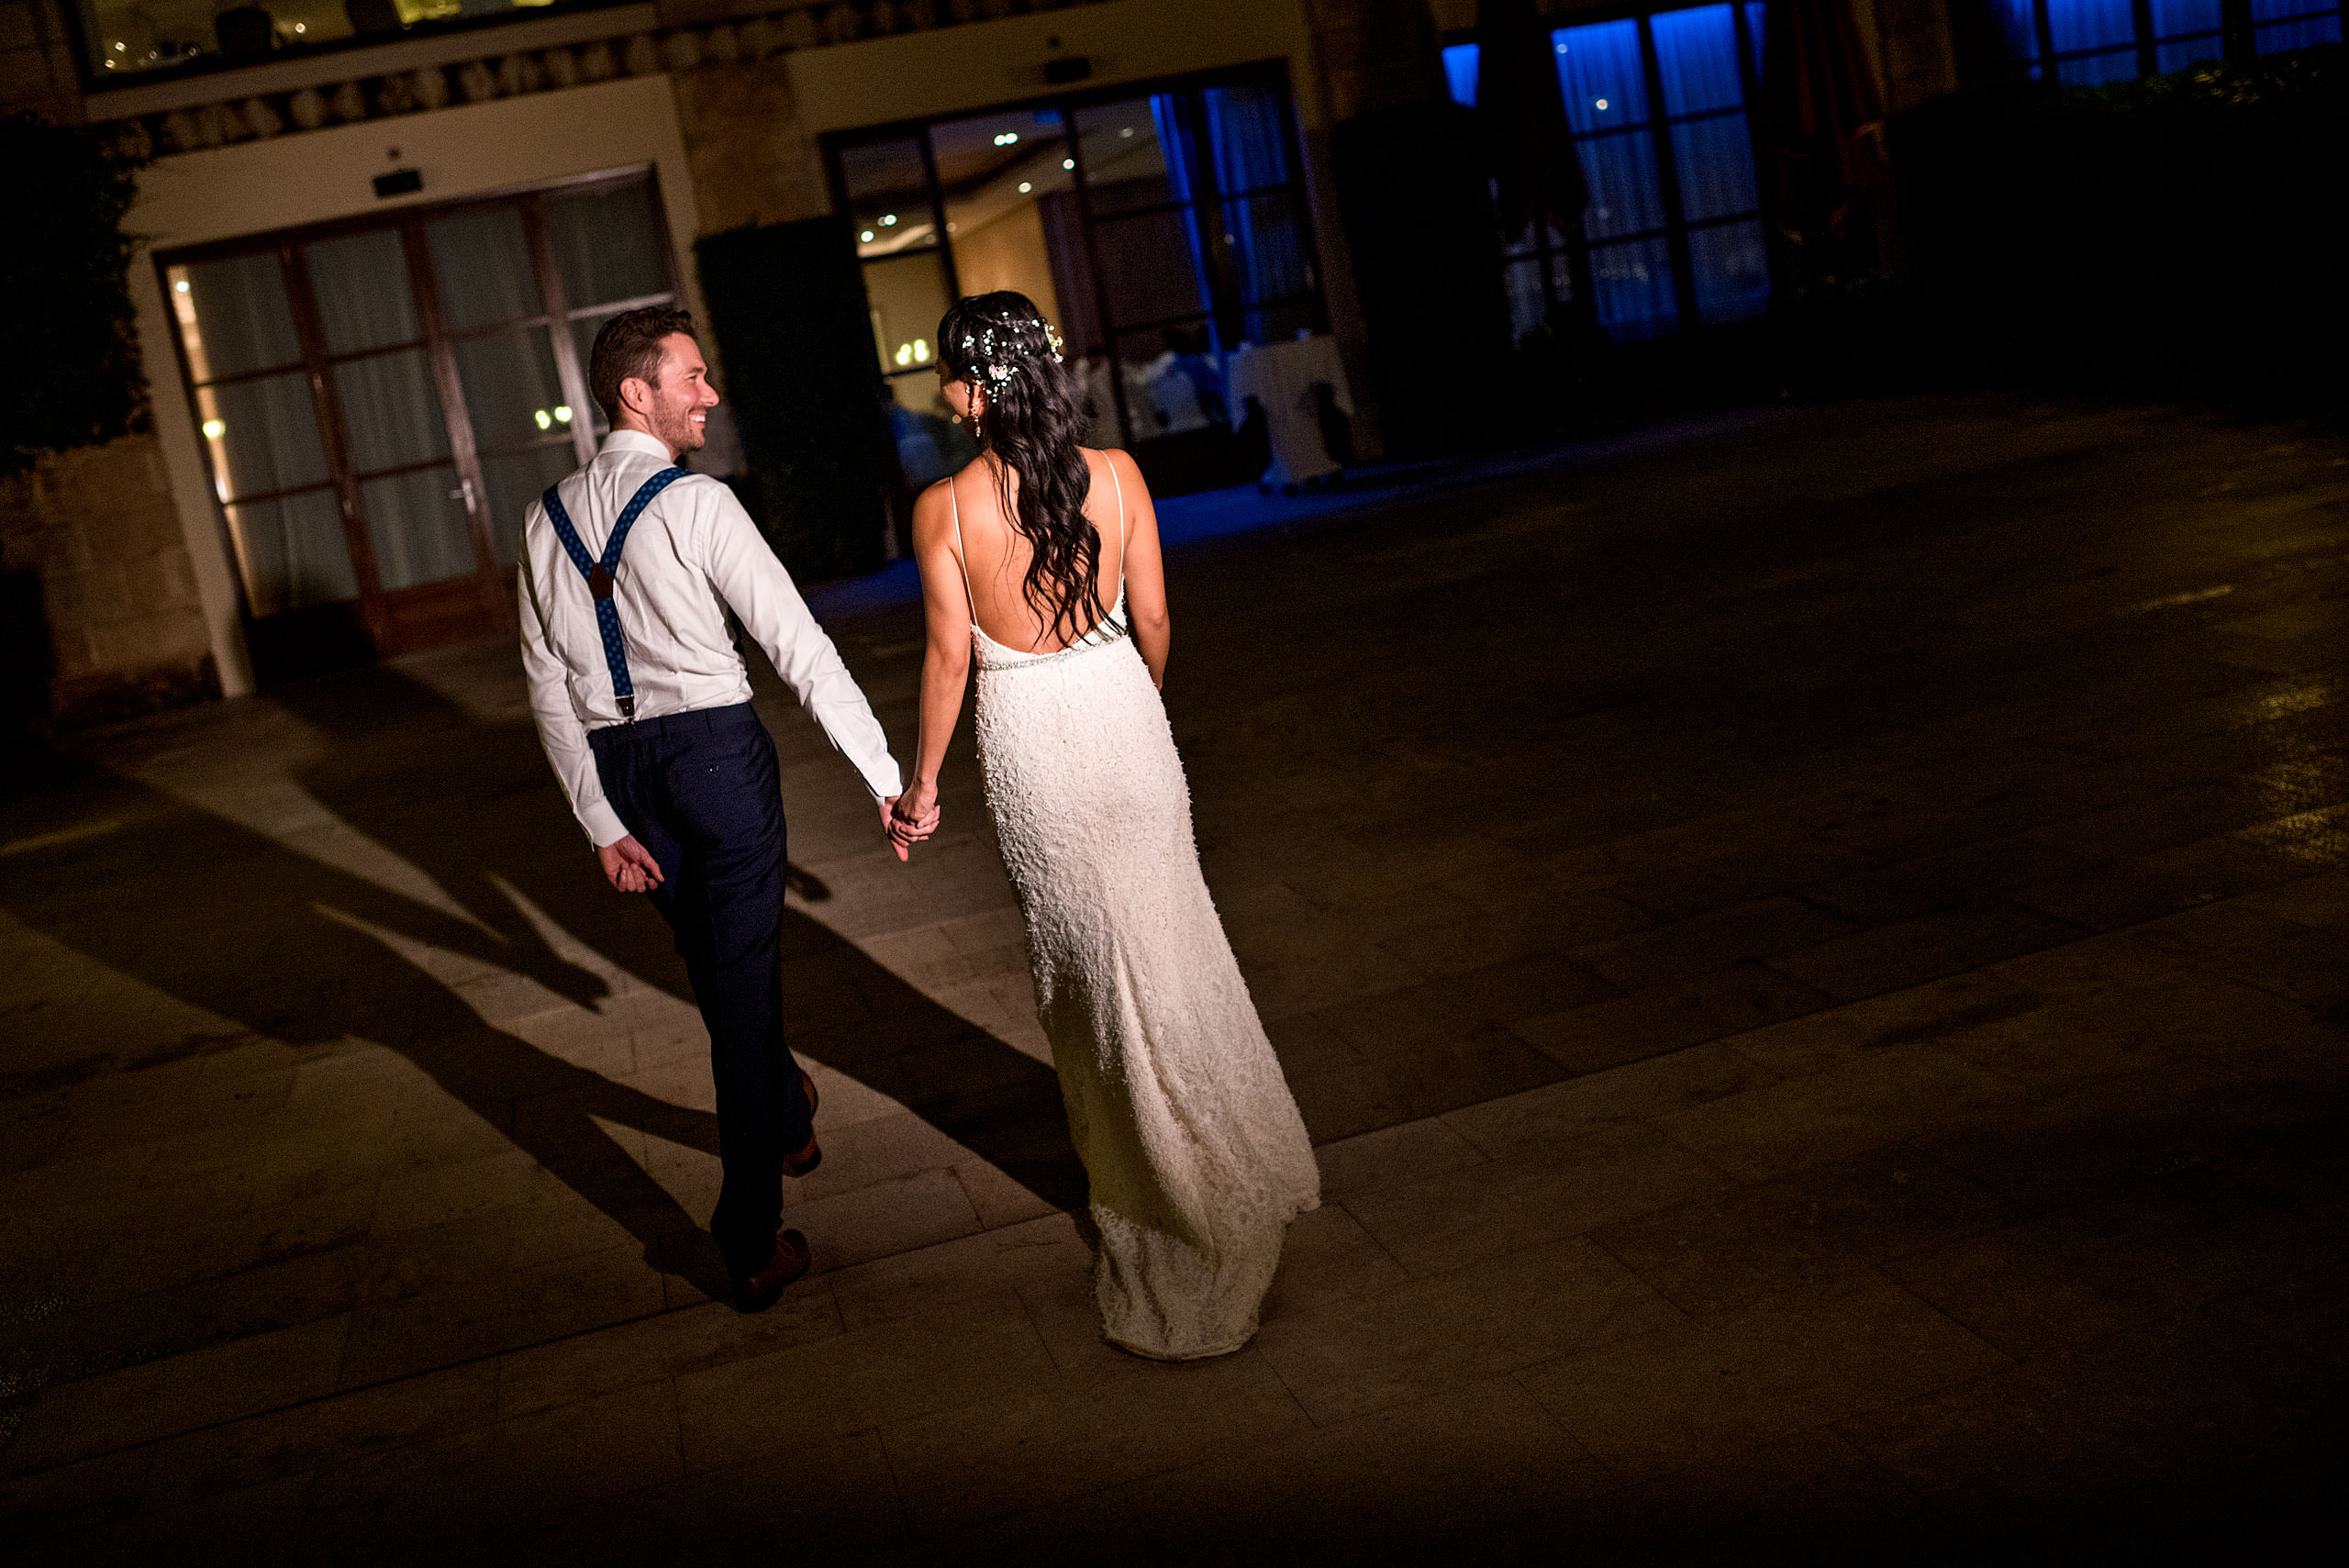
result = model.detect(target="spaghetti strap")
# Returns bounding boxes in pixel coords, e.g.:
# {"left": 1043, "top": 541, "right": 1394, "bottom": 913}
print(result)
{"left": 948, "top": 473, "right": 978, "bottom": 624}
{"left": 1108, "top": 451, "right": 1129, "bottom": 593}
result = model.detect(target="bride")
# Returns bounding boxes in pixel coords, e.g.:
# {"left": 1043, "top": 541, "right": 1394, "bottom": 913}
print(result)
{"left": 887, "top": 292, "right": 1319, "bottom": 1361}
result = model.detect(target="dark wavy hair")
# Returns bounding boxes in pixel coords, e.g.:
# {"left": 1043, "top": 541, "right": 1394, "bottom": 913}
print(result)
{"left": 937, "top": 291, "right": 1102, "bottom": 646}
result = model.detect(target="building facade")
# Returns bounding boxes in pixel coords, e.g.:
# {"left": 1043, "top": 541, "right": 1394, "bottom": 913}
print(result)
{"left": 2, "top": 0, "right": 2065, "bottom": 718}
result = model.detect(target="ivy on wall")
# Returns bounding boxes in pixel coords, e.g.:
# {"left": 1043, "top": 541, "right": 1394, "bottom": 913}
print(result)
{"left": 1, "top": 115, "right": 150, "bottom": 476}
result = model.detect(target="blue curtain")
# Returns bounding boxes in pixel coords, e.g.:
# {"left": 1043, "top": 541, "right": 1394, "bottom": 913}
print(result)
{"left": 1148, "top": 94, "right": 1219, "bottom": 342}
{"left": 1205, "top": 85, "right": 1312, "bottom": 333}
{"left": 1651, "top": 5, "right": 1744, "bottom": 116}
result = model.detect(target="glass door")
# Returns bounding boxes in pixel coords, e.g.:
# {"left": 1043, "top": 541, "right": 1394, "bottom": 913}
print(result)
{"left": 162, "top": 173, "right": 679, "bottom": 681}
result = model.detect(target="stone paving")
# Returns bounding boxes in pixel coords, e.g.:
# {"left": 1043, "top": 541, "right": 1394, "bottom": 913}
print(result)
{"left": 2, "top": 392, "right": 2345, "bottom": 1562}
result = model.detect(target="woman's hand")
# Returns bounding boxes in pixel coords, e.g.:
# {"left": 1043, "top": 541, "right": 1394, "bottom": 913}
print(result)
{"left": 884, "top": 784, "right": 941, "bottom": 861}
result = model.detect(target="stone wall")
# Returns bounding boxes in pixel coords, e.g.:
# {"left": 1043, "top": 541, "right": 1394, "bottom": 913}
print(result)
{"left": 0, "top": 437, "right": 219, "bottom": 730}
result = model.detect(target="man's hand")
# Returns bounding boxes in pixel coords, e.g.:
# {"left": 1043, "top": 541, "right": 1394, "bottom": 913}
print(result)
{"left": 883, "top": 789, "right": 940, "bottom": 862}
{"left": 597, "top": 834, "right": 664, "bottom": 893}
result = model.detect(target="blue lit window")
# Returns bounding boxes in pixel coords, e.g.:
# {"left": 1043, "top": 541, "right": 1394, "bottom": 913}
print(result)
{"left": 1447, "top": 4, "right": 1767, "bottom": 342}
{"left": 2002, "top": 0, "right": 2339, "bottom": 83}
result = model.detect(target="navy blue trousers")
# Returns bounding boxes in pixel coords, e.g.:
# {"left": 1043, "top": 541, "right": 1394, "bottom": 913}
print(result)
{"left": 588, "top": 702, "right": 812, "bottom": 1280}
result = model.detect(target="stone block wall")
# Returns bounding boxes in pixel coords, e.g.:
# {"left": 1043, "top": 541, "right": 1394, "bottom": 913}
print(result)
{"left": 0, "top": 436, "right": 219, "bottom": 730}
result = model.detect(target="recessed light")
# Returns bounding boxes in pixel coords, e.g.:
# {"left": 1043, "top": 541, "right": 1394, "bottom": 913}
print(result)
{"left": 1018, "top": 182, "right": 1032, "bottom": 194}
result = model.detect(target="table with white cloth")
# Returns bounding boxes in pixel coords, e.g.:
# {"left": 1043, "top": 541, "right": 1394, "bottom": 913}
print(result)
{"left": 1224, "top": 335, "right": 1353, "bottom": 486}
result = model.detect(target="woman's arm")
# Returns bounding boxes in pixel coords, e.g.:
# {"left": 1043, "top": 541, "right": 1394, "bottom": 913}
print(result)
{"left": 892, "top": 480, "right": 971, "bottom": 844}
{"left": 1111, "top": 449, "right": 1171, "bottom": 689}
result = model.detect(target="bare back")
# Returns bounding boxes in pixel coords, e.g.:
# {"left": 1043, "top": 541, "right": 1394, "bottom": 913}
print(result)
{"left": 946, "top": 450, "right": 1130, "bottom": 656}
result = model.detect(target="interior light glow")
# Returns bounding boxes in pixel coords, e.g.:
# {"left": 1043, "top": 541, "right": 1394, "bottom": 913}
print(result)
{"left": 1018, "top": 182, "right": 1032, "bottom": 194}
{"left": 113, "top": 40, "right": 126, "bottom": 50}
{"left": 292, "top": 21, "right": 305, "bottom": 31}
{"left": 879, "top": 213, "right": 897, "bottom": 226}
{"left": 534, "top": 409, "right": 552, "bottom": 430}
{"left": 202, "top": 419, "right": 226, "bottom": 439}
{"left": 895, "top": 343, "right": 913, "bottom": 367}
{"left": 1062, "top": 158, "right": 1074, "bottom": 170}
{"left": 173, "top": 279, "right": 190, "bottom": 293}
{"left": 913, "top": 339, "right": 929, "bottom": 361}
{"left": 554, "top": 405, "right": 573, "bottom": 423}
{"left": 1119, "top": 127, "right": 1133, "bottom": 138}
{"left": 993, "top": 131, "right": 1020, "bottom": 146}
{"left": 1596, "top": 98, "right": 1609, "bottom": 110}
{"left": 860, "top": 229, "right": 875, "bottom": 242}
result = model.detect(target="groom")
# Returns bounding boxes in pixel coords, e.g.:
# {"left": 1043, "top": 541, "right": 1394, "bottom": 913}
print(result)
{"left": 518, "top": 306, "right": 906, "bottom": 1310}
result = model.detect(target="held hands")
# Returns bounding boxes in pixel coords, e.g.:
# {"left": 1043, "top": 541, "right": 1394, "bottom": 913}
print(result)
{"left": 597, "top": 834, "right": 664, "bottom": 894}
{"left": 884, "top": 784, "right": 941, "bottom": 862}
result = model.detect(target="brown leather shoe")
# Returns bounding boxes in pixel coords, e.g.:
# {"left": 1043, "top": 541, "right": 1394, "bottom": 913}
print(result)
{"left": 733, "top": 1227, "right": 810, "bottom": 1312}
{"left": 785, "top": 1070, "right": 821, "bottom": 1177}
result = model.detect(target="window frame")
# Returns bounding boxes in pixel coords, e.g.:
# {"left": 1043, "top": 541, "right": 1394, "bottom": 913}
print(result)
{"left": 821, "top": 60, "right": 1329, "bottom": 457}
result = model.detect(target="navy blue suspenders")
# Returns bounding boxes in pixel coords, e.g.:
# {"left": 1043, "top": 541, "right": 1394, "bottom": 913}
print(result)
{"left": 540, "top": 466, "right": 688, "bottom": 723}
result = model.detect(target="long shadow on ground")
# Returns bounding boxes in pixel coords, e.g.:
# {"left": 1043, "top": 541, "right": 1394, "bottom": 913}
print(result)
{"left": 1, "top": 662, "right": 1084, "bottom": 1351}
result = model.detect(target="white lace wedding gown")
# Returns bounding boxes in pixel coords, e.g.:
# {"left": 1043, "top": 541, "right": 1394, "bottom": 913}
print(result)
{"left": 952, "top": 468, "right": 1320, "bottom": 1361}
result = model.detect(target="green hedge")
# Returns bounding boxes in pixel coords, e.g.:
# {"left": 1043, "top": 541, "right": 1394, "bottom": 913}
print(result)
{"left": 1893, "top": 45, "right": 2349, "bottom": 382}
{"left": 2, "top": 116, "right": 149, "bottom": 475}
{"left": 696, "top": 217, "right": 894, "bottom": 584}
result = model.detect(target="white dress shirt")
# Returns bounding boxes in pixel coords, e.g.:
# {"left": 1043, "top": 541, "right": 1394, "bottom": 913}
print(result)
{"left": 519, "top": 429, "right": 903, "bottom": 847}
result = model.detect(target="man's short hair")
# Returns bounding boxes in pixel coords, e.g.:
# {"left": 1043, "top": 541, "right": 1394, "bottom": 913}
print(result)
{"left": 589, "top": 306, "right": 698, "bottom": 423}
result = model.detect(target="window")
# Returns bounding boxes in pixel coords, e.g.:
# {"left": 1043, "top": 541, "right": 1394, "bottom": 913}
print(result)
{"left": 829, "top": 69, "right": 1324, "bottom": 493}
{"left": 1998, "top": 0, "right": 2343, "bottom": 84}
{"left": 73, "top": 0, "right": 635, "bottom": 87}
{"left": 162, "top": 172, "right": 675, "bottom": 673}
{"left": 1444, "top": 3, "right": 1769, "bottom": 343}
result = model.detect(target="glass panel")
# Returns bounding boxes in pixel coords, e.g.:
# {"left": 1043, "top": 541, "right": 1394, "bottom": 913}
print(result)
{"left": 2255, "top": 15, "right": 2343, "bottom": 51}
{"left": 546, "top": 182, "right": 671, "bottom": 309}
{"left": 477, "top": 443, "right": 577, "bottom": 567}
{"left": 1224, "top": 193, "right": 1312, "bottom": 306}
{"left": 1652, "top": 6, "right": 1745, "bottom": 117}
{"left": 840, "top": 138, "right": 936, "bottom": 260}
{"left": 862, "top": 252, "right": 953, "bottom": 377}
{"left": 1690, "top": 219, "right": 1770, "bottom": 324}
{"left": 425, "top": 206, "right": 544, "bottom": 330}
{"left": 226, "top": 490, "right": 358, "bottom": 617}
{"left": 1122, "top": 323, "right": 1227, "bottom": 434}
{"left": 362, "top": 465, "right": 476, "bottom": 591}
{"left": 2154, "top": 37, "right": 2226, "bottom": 70}
{"left": 2150, "top": 0, "right": 2224, "bottom": 35}
{"left": 1091, "top": 210, "right": 1216, "bottom": 329}
{"left": 1443, "top": 41, "right": 1481, "bottom": 106}
{"left": 1591, "top": 237, "right": 1678, "bottom": 339}
{"left": 303, "top": 229, "right": 419, "bottom": 355}
{"left": 2054, "top": 47, "right": 2143, "bottom": 84}
{"left": 1505, "top": 256, "right": 1553, "bottom": 347}
{"left": 1554, "top": 20, "right": 1651, "bottom": 134}
{"left": 2047, "top": 0, "right": 2137, "bottom": 51}
{"left": 1671, "top": 115, "right": 1760, "bottom": 222}
{"left": 939, "top": 107, "right": 1073, "bottom": 326}
{"left": 332, "top": 350, "right": 451, "bottom": 473}
{"left": 1998, "top": 0, "right": 2042, "bottom": 60}
{"left": 572, "top": 310, "right": 624, "bottom": 436}
{"left": 1580, "top": 130, "right": 1669, "bottom": 239}
{"left": 452, "top": 328, "right": 570, "bottom": 451}
{"left": 1744, "top": 3, "right": 1767, "bottom": 76}
{"left": 1074, "top": 100, "right": 1180, "bottom": 217}
{"left": 884, "top": 379, "right": 979, "bottom": 489}
{"left": 173, "top": 254, "right": 301, "bottom": 382}
{"left": 1205, "top": 84, "right": 1295, "bottom": 195}
{"left": 1242, "top": 297, "right": 1319, "bottom": 348}
{"left": 198, "top": 374, "right": 328, "bottom": 499}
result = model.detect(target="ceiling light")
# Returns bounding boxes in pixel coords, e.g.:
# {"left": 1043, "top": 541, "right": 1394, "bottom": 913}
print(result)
{"left": 202, "top": 419, "right": 225, "bottom": 439}
{"left": 1063, "top": 158, "right": 1074, "bottom": 171}
{"left": 1119, "top": 128, "right": 1133, "bottom": 138}
{"left": 555, "top": 406, "right": 573, "bottom": 423}
{"left": 1596, "top": 98, "right": 1609, "bottom": 110}
{"left": 861, "top": 229, "right": 874, "bottom": 242}
{"left": 1018, "top": 182, "right": 1032, "bottom": 194}
{"left": 880, "top": 213, "right": 897, "bottom": 226}
{"left": 173, "top": 279, "right": 189, "bottom": 293}
{"left": 535, "top": 409, "right": 552, "bottom": 430}
{"left": 994, "top": 131, "right": 1019, "bottom": 146}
